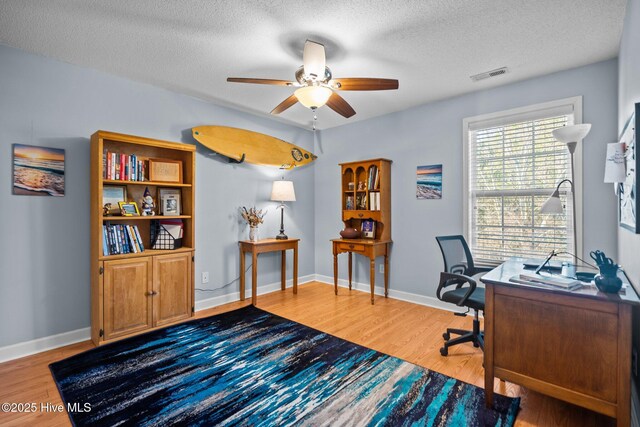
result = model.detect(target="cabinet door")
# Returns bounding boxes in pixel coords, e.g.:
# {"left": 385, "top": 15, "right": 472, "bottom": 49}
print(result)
{"left": 103, "top": 258, "right": 153, "bottom": 341}
{"left": 153, "top": 252, "right": 192, "bottom": 327}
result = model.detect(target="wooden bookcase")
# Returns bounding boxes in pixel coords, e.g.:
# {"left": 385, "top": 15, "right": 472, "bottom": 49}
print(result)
{"left": 90, "top": 130, "right": 196, "bottom": 345}
{"left": 340, "top": 158, "right": 392, "bottom": 240}
{"left": 332, "top": 158, "right": 392, "bottom": 304}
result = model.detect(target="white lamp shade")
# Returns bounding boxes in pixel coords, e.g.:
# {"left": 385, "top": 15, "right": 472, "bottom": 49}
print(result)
{"left": 295, "top": 86, "right": 332, "bottom": 109}
{"left": 540, "top": 194, "right": 564, "bottom": 214}
{"left": 604, "top": 142, "right": 627, "bottom": 183}
{"left": 270, "top": 180, "right": 296, "bottom": 202}
{"left": 552, "top": 123, "right": 592, "bottom": 144}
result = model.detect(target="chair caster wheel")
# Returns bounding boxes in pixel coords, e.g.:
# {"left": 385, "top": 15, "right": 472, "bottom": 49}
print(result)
{"left": 440, "top": 347, "right": 448, "bottom": 356}
{"left": 473, "top": 342, "right": 479, "bottom": 348}
{"left": 442, "top": 332, "right": 450, "bottom": 341}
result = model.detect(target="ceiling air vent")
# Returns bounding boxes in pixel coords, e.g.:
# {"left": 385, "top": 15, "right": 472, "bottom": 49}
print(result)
{"left": 470, "top": 67, "right": 509, "bottom": 82}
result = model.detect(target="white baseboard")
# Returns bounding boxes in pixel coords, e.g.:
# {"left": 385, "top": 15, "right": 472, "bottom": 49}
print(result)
{"left": 0, "top": 327, "right": 90, "bottom": 364}
{"left": 195, "top": 274, "right": 316, "bottom": 311}
{"left": 0, "top": 273, "right": 452, "bottom": 364}
{"left": 314, "top": 274, "right": 458, "bottom": 313}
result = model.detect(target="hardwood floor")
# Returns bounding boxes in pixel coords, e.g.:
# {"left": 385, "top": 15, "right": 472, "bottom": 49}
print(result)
{"left": 0, "top": 281, "right": 613, "bottom": 426}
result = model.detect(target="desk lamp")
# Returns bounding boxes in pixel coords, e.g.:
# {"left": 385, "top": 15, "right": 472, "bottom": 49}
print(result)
{"left": 271, "top": 179, "right": 296, "bottom": 240}
{"left": 541, "top": 123, "right": 591, "bottom": 265}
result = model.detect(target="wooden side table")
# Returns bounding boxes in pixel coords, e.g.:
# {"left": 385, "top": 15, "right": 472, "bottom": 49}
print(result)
{"left": 239, "top": 238, "right": 299, "bottom": 305}
{"left": 331, "top": 239, "right": 390, "bottom": 304}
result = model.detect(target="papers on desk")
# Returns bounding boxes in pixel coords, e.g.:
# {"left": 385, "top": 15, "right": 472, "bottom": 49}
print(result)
{"left": 510, "top": 273, "right": 582, "bottom": 291}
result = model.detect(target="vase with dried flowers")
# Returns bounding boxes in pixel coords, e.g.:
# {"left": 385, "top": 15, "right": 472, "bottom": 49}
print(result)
{"left": 241, "top": 206, "right": 266, "bottom": 242}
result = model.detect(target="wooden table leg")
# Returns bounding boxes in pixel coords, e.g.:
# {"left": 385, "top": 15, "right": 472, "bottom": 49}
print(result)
{"left": 384, "top": 253, "right": 389, "bottom": 298}
{"left": 369, "top": 258, "right": 375, "bottom": 305}
{"left": 333, "top": 252, "right": 338, "bottom": 295}
{"left": 293, "top": 245, "right": 298, "bottom": 295}
{"left": 484, "top": 284, "right": 495, "bottom": 407}
{"left": 348, "top": 252, "right": 353, "bottom": 290}
{"left": 251, "top": 251, "right": 258, "bottom": 306}
{"left": 239, "top": 245, "right": 245, "bottom": 301}
{"left": 281, "top": 250, "right": 286, "bottom": 291}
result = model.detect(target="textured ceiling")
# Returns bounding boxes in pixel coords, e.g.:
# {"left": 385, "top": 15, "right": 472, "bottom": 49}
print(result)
{"left": 0, "top": 0, "right": 627, "bottom": 130}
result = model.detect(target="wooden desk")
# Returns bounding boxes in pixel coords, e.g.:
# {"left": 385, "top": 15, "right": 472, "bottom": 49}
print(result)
{"left": 239, "top": 238, "right": 299, "bottom": 305}
{"left": 481, "top": 259, "right": 640, "bottom": 426}
{"left": 331, "top": 239, "right": 390, "bottom": 304}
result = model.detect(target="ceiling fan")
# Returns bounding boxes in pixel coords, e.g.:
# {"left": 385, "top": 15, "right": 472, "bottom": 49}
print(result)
{"left": 227, "top": 40, "right": 399, "bottom": 119}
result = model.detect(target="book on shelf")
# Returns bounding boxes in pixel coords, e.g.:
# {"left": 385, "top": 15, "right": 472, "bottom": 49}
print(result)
{"left": 102, "top": 223, "right": 145, "bottom": 256}
{"left": 369, "top": 192, "right": 381, "bottom": 210}
{"left": 103, "top": 150, "right": 146, "bottom": 182}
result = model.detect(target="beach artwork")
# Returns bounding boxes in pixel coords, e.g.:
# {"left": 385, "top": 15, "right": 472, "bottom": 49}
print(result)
{"left": 417, "top": 164, "right": 442, "bottom": 199}
{"left": 13, "top": 144, "right": 65, "bottom": 196}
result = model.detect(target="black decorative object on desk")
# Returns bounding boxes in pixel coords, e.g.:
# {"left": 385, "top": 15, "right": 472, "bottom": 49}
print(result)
{"left": 590, "top": 250, "right": 622, "bottom": 293}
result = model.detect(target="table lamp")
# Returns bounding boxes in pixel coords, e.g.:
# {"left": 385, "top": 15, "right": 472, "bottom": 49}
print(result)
{"left": 270, "top": 179, "right": 296, "bottom": 240}
{"left": 541, "top": 123, "right": 591, "bottom": 265}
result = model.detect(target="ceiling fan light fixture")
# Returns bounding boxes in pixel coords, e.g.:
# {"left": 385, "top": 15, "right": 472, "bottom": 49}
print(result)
{"left": 295, "top": 86, "right": 332, "bottom": 109}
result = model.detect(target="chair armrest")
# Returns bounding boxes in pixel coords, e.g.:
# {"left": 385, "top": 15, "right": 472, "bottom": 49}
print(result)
{"left": 437, "top": 272, "right": 477, "bottom": 307}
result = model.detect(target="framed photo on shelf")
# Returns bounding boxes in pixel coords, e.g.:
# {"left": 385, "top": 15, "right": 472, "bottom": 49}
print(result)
{"left": 149, "top": 158, "right": 183, "bottom": 183}
{"left": 159, "top": 188, "right": 181, "bottom": 216}
{"left": 118, "top": 201, "right": 140, "bottom": 216}
{"left": 361, "top": 219, "right": 376, "bottom": 239}
{"left": 102, "top": 186, "right": 127, "bottom": 215}
{"left": 619, "top": 103, "right": 639, "bottom": 233}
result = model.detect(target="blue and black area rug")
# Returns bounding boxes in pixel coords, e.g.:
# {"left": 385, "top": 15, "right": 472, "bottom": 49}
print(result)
{"left": 50, "top": 306, "right": 519, "bottom": 426}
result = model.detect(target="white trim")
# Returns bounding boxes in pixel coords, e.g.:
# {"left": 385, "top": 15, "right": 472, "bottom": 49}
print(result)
{"left": 462, "top": 96, "right": 584, "bottom": 259}
{"left": 0, "top": 327, "right": 90, "bottom": 364}
{"left": 314, "top": 275, "right": 460, "bottom": 313}
{"left": 195, "top": 274, "right": 316, "bottom": 311}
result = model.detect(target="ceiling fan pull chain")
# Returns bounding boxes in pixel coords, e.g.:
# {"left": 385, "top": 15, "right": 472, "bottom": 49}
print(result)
{"left": 312, "top": 108, "right": 318, "bottom": 131}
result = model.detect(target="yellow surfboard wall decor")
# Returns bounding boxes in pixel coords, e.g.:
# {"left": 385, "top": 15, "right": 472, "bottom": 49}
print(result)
{"left": 192, "top": 126, "right": 317, "bottom": 169}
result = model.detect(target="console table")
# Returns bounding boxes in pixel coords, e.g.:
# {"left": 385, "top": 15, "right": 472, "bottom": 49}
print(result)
{"left": 331, "top": 239, "right": 390, "bottom": 304}
{"left": 239, "top": 238, "right": 299, "bottom": 305}
{"left": 481, "top": 259, "right": 640, "bottom": 426}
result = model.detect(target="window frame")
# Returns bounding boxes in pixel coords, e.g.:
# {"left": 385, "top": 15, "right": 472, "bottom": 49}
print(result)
{"left": 462, "top": 96, "right": 584, "bottom": 265}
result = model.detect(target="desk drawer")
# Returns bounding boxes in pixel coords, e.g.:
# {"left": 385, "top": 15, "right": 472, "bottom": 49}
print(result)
{"left": 337, "top": 242, "right": 366, "bottom": 253}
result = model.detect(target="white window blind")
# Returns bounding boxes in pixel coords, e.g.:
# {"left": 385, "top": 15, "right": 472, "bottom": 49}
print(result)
{"left": 466, "top": 104, "right": 578, "bottom": 263}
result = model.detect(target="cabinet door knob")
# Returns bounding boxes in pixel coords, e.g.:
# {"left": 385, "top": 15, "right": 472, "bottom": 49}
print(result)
{"left": 146, "top": 291, "right": 158, "bottom": 296}
{"left": 358, "top": 213, "right": 363, "bottom": 218}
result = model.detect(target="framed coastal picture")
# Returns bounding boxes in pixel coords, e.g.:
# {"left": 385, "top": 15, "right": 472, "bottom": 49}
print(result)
{"left": 13, "top": 144, "right": 65, "bottom": 196}
{"left": 416, "top": 164, "right": 442, "bottom": 199}
{"left": 619, "top": 103, "right": 639, "bottom": 233}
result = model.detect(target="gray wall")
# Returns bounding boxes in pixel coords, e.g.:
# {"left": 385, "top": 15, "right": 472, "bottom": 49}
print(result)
{"left": 315, "top": 59, "right": 619, "bottom": 298}
{"left": 0, "top": 44, "right": 314, "bottom": 347}
{"left": 618, "top": 0, "right": 640, "bottom": 287}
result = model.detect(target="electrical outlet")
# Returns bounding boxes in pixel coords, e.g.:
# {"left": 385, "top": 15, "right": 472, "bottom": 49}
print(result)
{"left": 379, "top": 264, "right": 384, "bottom": 274}
{"left": 633, "top": 348, "right": 638, "bottom": 377}
{"left": 202, "top": 272, "right": 209, "bottom": 284}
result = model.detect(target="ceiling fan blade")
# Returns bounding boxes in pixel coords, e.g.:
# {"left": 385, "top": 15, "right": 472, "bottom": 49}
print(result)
{"left": 270, "top": 94, "right": 299, "bottom": 115}
{"left": 326, "top": 92, "right": 356, "bottom": 118}
{"left": 332, "top": 78, "right": 399, "bottom": 91}
{"left": 227, "top": 78, "right": 295, "bottom": 86}
{"left": 303, "top": 40, "right": 326, "bottom": 80}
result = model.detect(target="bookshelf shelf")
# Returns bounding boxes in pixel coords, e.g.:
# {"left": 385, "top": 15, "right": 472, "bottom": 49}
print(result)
{"left": 101, "top": 215, "right": 192, "bottom": 221}
{"left": 103, "top": 179, "right": 192, "bottom": 188}
{"left": 91, "top": 130, "right": 196, "bottom": 346}
{"left": 99, "top": 246, "right": 194, "bottom": 261}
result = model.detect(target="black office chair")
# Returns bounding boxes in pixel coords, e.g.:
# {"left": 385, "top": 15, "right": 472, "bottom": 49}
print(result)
{"left": 435, "top": 235, "right": 492, "bottom": 356}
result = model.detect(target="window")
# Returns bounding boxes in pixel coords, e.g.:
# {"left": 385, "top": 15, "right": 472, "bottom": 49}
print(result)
{"left": 463, "top": 97, "right": 583, "bottom": 263}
